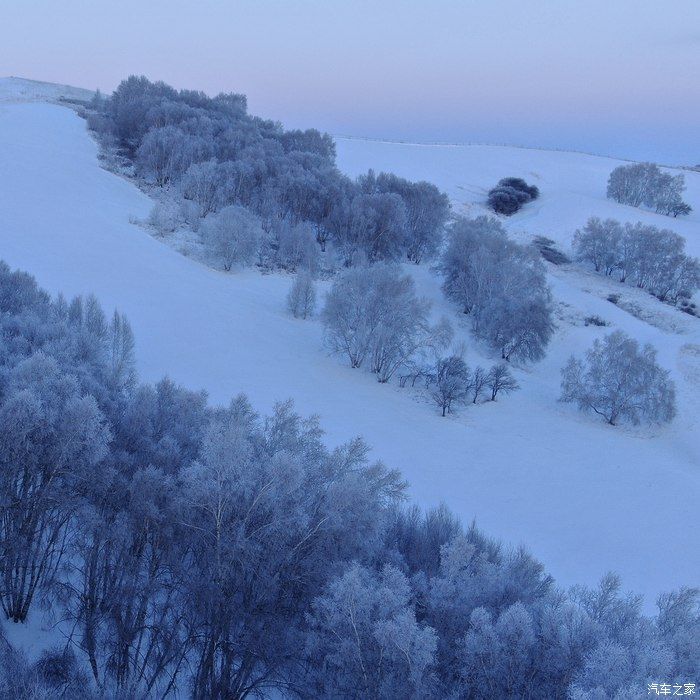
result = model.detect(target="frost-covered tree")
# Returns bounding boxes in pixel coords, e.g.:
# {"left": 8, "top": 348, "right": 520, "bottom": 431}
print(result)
{"left": 276, "top": 221, "right": 319, "bottom": 273}
{"left": 287, "top": 272, "right": 316, "bottom": 319}
{"left": 180, "top": 159, "right": 224, "bottom": 217}
{"left": 607, "top": 162, "right": 690, "bottom": 216}
{"left": 440, "top": 216, "right": 553, "bottom": 361}
{"left": 369, "top": 172, "right": 450, "bottom": 263}
{"left": 201, "top": 205, "right": 262, "bottom": 270}
{"left": 136, "top": 126, "right": 213, "bottom": 186}
{"left": 0, "top": 354, "right": 110, "bottom": 622}
{"left": 180, "top": 399, "right": 405, "bottom": 699}
{"left": 329, "top": 189, "right": 409, "bottom": 264}
{"left": 427, "top": 355, "right": 470, "bottom": 416}
{"left": 573, "top": 217, "right": 623, "bottom": 275}
{"left": 321, "top": 265, "right": 448, "bottom": 381}
{"left": 575, "top": 218, "right": 700, "bottom": 303}
{"left": 468, "top": 366, "right": 488, "bottom": 404}
{"left": 304, "top": 563, "right": 438, "bottom": 699}
{"left": 560, "top": 331, "right": 676, "bottom": 426}
{"left": 485, "top": 364, "right": 519, "bottom": 401}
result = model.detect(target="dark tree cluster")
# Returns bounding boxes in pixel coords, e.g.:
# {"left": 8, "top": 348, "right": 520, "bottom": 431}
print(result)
{"left": 487, "top": 176, "right": 540, "bottom": 215}
{"left": 573, "top": 217, "right": 700, "bottom": 304}
{"left": 607, "top": 162, "right": 692, "bottom": 216}
{"left": 0, "top": 263, "right": 697, "bottom": 698}
{"left": 88, "top": 77, "right": 450, "bottom": 270}
{"left": 423, "top": 357, "right": 519, "bottom": 416}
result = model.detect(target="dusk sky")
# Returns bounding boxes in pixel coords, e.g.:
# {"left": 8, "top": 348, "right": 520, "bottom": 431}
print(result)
{"left": 2, "top": 0, "right": 698, "bottom": 162}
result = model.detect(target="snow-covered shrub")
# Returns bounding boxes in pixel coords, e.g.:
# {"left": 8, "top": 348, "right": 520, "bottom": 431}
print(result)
{"left": 147, "top": 201, "right": 179, "bottom": 235}
{"left": 560, "top": 330, "right": 676, "bottom": 426}
{"left": 487, "top": 185, "right": 530, "bottom": 215}
{"left": 201, "top": 204, "right": 263, "bottom": 271}
{"left": 287, "top": 272, "right": 316, "bottom": 319}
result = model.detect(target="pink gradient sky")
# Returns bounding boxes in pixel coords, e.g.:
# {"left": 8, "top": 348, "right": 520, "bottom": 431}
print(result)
{"left": 2, "top": 0, "right": 698, "bottom": 162}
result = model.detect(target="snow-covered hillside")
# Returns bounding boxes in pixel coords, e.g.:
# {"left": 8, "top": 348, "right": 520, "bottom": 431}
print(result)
{"left": 0, "top": 76, "right": 93, "bottom": 104}
{"left": 336, "top": 137, "right": 700, "bottom": 258}
{"left": 0, "top": 95, "right": 697, "bottom": 609}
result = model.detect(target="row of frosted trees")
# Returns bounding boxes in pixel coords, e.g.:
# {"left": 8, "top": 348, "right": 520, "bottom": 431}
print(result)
{"left": 89, "top": 77, "right": 451, "bottom": 270}
{"left": 0, "top": 262, "right": 695, "bottom": 698}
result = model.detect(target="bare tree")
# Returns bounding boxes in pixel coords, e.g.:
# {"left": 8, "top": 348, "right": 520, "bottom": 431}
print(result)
{"left": 486, "top": 364, "right": 519, "bottom": 401}
{"left": 427, "top": 356, "right": 470, "bottom": 416}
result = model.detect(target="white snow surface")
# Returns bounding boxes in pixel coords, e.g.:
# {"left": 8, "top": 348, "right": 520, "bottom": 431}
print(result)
{"left": 0, "top": 98, "right": 698, "bottom": 616}
{"left": 0, "top": 76, "right": 93, "bottom": 105}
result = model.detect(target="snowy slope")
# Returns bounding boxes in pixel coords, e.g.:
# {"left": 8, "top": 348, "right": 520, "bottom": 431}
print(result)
{"left": 335, "top": 137, "right": 700, "bottom": 258}
{"left": 0, "top": 97, "right": 697, "bottom": 612}
{"left": 0, "top": 76, "right": 93, "bottom": 104}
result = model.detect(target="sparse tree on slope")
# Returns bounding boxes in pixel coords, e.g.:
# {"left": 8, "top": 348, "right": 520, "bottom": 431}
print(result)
{"left": 560, "top": 331, "right": 675, "bottom": 426}
{"left": 287, "top": 272, "right": 316, "bottom": 319}
{"left": 428, "top": 355, "right": 470, "bottom": 416}
{"left": 486, "top": 364, "right": 519, "bottom": 401}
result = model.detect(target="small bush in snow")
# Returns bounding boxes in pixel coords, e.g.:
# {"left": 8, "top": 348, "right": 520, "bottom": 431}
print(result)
{"left": 532, "top": 236, "right": 570, "bottom": 265}
{"left": 201, "top": 205, "right": 263, "bottom": 271}
{"left": 583, "top": 315, "right": 608, "bottom": 327}
{"left": 147, "top": 201, "right": 179, "bottom": 235}
{"left": 287, "top": 272, "right": 316, "bottom": 319}
{"left": 560, "top": 330, "right": 676, "bottom": 426}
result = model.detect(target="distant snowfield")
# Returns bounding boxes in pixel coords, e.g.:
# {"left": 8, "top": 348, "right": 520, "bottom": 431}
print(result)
{"left": 0, "top": 97, "right": 698, "bottom": 610}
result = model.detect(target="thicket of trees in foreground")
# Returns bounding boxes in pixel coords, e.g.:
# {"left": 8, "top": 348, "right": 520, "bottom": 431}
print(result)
{"left": 0, "top": 261, "right": 697, "bottom": 699}
{"left": 573, "top": 217, "right": 700, "bottom": 304}
{"left": 607, "top": 163, "right": 692, "bottom": 217}
{"left": 87, "top": 77, "right": 450, "bottom": 271}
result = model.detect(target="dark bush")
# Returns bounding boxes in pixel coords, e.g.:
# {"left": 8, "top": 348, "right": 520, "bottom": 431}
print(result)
{"left": 487, "top": 177, "right": 539, "bottom": 215}
{"left": 497, "top": 177, "right": 540, "bottom": 200}
{"left": 532, "top": 236, "right": 570, "bottom": 265}
{"left": 487, "top": 186, "right": 529, "bottom": 215}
